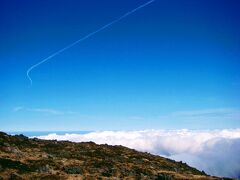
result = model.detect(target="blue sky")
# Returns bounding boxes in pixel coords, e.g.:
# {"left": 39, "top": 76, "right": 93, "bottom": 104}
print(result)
{"left": 0, "top": 0, "right": 240, "bottom": 131}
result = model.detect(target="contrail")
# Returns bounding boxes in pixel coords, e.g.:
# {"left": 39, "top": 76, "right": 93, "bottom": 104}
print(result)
{"left": 27, "top": 0, "right": 155, "bottom": 85}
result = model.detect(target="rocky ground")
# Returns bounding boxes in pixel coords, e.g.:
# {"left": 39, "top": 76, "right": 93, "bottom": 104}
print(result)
{"left": 0, "top": 132, "right": 232, "bottom": 179}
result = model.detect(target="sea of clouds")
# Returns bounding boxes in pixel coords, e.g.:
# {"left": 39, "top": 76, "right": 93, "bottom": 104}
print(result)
{"left": 36, "top": 129, "right": 240, "bottom": 178}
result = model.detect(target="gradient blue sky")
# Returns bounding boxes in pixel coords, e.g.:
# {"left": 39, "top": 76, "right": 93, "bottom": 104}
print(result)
{"left": 1, "top": 0, "right": 240, "bottom": 131}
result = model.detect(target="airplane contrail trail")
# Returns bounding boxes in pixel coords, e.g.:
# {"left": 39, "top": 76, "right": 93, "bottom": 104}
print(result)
{"left": 27, "top": 0, "right": 155, "bottom": 85}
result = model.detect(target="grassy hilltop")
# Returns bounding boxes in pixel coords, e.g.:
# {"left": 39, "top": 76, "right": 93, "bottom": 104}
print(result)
{"left": 0, "top": 132, "right": 230, "bottom": 179}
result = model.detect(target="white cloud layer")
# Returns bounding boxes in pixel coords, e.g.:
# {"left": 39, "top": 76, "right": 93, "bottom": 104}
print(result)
{"left": 36, "top": 129, "right": 240, "bottom": 178}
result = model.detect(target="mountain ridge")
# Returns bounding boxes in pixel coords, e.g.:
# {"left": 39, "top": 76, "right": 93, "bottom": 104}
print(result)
{"left": 0, "top": 131, "right": 232, "bottom": 179}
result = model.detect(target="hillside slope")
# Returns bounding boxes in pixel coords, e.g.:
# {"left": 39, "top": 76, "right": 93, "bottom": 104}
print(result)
{"left": 0, "top": 132, "right": 228, "bottom": 179}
